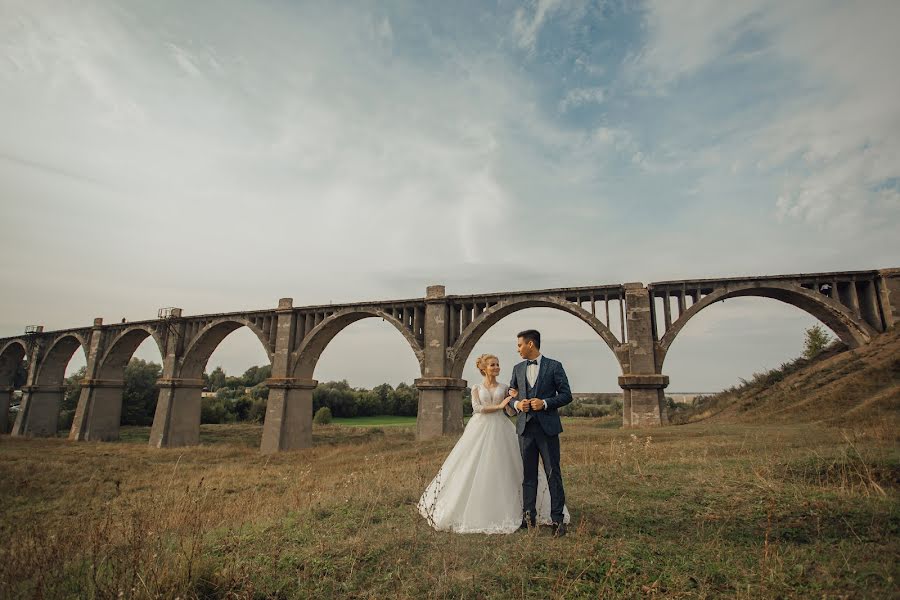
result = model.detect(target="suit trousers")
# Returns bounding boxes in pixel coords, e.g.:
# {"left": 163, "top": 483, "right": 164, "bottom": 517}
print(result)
{"left": 520, "top": 418, "right": 566, "bottom": 524}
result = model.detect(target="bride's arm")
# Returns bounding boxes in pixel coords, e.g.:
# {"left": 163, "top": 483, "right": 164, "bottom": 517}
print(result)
{"left": 480, "top": 389, "right": 516, "bottom": 414}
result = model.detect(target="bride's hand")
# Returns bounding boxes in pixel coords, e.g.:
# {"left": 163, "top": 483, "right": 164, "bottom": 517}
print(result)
{"left": 508, "top": 388, "right": 518, "bottom": 398}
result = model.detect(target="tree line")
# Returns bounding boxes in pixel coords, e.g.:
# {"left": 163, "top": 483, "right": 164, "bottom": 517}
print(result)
{"left": 56, "top": 360, "right": 428, "bottom": 428}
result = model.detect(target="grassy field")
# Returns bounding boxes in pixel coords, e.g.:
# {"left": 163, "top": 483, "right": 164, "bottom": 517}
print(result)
{"left": 332, "top": 416, "right": 418, "bottom": 427}
{"left": 1, "top": 419, "right": 897, "bottom": 599}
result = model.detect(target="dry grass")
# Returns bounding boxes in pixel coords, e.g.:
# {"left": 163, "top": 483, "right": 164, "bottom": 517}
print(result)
{"left": 1, "top": 418, "right": 897, "bottom": 599}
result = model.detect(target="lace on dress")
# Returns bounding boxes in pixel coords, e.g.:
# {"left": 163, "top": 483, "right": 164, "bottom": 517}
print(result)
{"left": 471, "top": 384, "right": 509, "bottom": 414}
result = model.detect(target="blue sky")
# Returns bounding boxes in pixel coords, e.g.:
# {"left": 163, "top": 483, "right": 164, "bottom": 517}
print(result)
{"left": 1, "top": 0, "right": 898, "bottom": 391}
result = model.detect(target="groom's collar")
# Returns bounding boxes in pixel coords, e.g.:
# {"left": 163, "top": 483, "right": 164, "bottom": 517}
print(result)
{"left": 526, "top": 354, "right": 542, "bottom": 365}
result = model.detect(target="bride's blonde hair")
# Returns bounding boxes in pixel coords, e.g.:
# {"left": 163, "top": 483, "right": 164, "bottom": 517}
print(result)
{"left": 475, "top": 353, "right": 499, "bottom": 376}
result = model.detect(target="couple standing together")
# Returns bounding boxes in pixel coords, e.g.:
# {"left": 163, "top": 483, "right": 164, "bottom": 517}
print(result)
{"left": 418, "top": 330, "right": 573, "bottom": 536}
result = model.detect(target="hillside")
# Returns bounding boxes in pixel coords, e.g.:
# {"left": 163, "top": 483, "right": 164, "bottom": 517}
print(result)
{"left": 672, "top": 327, "right": 900, "bottom": 432}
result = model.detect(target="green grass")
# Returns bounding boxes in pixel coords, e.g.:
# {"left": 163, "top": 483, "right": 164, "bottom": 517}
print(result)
{"left": 1, "top": 421, "right": 897, "bottom": 598}
{"left": 332, "top": 415, "right": 417, "bottom": 427}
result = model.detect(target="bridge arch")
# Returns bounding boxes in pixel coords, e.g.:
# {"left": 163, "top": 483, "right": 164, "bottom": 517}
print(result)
{"left": 179, "top": 317, "right": 274, "bottom": 379}
{"left": 656, "top": 282, "right": 876, "bottom": 370}
{"left": 96, "top": 326, "right": 166, "bottom": 380}
{"left": 290, "top": 308, "right": 424, "bottom": 379}
{"left": 0, "top": 339, "right": 28, "bottom": 385}
{"left": 34, "top": 332, "right": 90, "bottom": 386}
{"left": 448, "top": 296, "right": 627, "bottom": 380}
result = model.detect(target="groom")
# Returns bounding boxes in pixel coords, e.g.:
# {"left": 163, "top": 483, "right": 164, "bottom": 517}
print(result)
{"left": 509, "top": 329, "right": 573, "bottom": 536}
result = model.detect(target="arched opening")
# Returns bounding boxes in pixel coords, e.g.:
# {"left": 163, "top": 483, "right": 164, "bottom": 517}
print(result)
{"left": 309, "top": 316, "right": 423, "bottom": 424}
{"left": 181, "top": 322, "right": 272, "bottom": 446}
{"left": 73, "top": 327, "right": 167, "bottom": 442}
{"left": 455, "top": 306, "right": 625, "bottom": 421}
{"left": 19, "top": 334, "right": 88, "bottom": 437}
{"left": 0, "top": 340, "right": 28, "bottom": 434}
{"left": 450, "top": 299, "right": 626, "bottom": 380}
{"left": 661, "top": 296, "right": 844, "bottom": 409}
{"left": 657, "top": 285, "right": 873, "bottom": 368}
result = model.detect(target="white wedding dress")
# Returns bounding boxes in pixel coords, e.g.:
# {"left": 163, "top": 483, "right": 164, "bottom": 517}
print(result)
{"left": 417, "top": 383, "right": 570, "bottom": 534}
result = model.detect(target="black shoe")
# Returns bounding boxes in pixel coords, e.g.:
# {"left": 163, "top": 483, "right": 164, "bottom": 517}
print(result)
{"left": 552, "top": 522, "right": 567, "bottom": 537}
{"left": 520, "top": 512, "right": 536, "bottom": 530}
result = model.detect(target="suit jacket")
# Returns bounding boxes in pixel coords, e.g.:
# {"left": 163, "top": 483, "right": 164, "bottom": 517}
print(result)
{"left": 509, "top": 356, "right": 572, "bottom": 436}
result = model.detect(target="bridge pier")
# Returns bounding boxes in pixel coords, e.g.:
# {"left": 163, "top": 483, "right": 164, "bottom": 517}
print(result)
{"left": 259, "top": 298, "right": 318, "bottom": 453}
{"left": 415, "top": 285, "right": 465, "bottom": 440}
{"left": 149, "top": 379, "right": 204, "bottom": 447}
{"left": 1, "top": 387, "right": 11, "bottom": 433}
{"left": 260, "top": 378, "right": 316, "bottom": 452}
{"left": 69, "top": 318, "right": 125, "bottom": 441}
{"left": 620, "top": 375, "right": 669, "bottom": 427}
{"left": 70, "top": 380, "right": 125, "bottom": 441}
{"left": 11, "top": 384, "right": 65, "bottom": 437}
{"left": 415, "top": 377, "right": 467, "bottom": 439}
{"left": 620, "top": 283, "right": 668, "bottom": 427}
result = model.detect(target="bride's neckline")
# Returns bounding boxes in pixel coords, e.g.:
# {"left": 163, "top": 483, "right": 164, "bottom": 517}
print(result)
{"left": 481, "top": 381, "right": 503, "bottom": 392}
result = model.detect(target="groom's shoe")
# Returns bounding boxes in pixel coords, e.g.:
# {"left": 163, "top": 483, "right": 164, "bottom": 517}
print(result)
{"left": 552, "top": 522, "right": 567, "bottom": 537}
{"left": 519, "top": 512, "right": 536, "bottom": 530}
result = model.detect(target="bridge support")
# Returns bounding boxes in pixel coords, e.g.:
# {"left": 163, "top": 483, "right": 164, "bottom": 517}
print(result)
{"left": 261, "top": 378, "right": 316, "bottom": 452}
{"left": 620, "top": 283, "right": 668, "bottom": 427}
{"left": 620, "top": 374, "right": 669, "bottom": 427}
{"left": 149, "top": 379, "right": 204, "bottom": 447}
{"left": 69, "top": 319, "right": 125, "bottom": 441}
{"left": 415, "top": 285, "right": 464, "bottom": 440}
{"left": 415, "top": 377, "right": 467, "bottom": 439}
{"left": 259, "top": 298, "right": 318, "bottom": 453}
{"left": 1, "top": 387, "right": 11, "bottom": 433}
{"left": 11, "top": 384, "right": 65, "bottom": 437}
{"left": 70, "top": 380, "right": 125, "bottom": 441}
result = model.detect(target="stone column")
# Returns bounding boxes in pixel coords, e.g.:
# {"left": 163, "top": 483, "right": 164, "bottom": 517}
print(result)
{"left": 12, "top": 384, "right": 66, "bottom": 437}
{"left": 619, "top": 283, "right": 668, "bottom": 427}
{"left": 148, "top": 378, "right": 205, "bottom": 447}
{"left": 260, "top": 379, "right": 316, "bottom": 453}
{"left": 1, "top": 387, "right": 11, "bottom": 434}
{"left": 70, "top": 319, "right": 121, "bottom": 441}
{"left": 11, "top": 331, "right": 48, "bottom": 437}
{"left": 147, "top": 309, "right": 203, "bottom": 448}
{"left": 877, "top": 269, "right": 900, "bottom": 329}
{"left": 69, "top": 380, "right": 125, "bottom": 441}
{"left": 415, "top": 285, "right": 465, "bottom": 440}
{"left": 261, "top": 298, "right": 318, "bottom": 453}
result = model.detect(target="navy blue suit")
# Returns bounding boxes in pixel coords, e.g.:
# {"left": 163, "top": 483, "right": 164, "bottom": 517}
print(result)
{"left": 509, "top": 356, "right": 572, "bottom": 524}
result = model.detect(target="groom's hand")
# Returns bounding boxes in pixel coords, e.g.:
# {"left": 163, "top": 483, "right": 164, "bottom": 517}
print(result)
{"left": 518, "top": 399, "right": 530, "bottom": 412}
{"left": 530, "top": 399, "right": 546, "bottom": 411}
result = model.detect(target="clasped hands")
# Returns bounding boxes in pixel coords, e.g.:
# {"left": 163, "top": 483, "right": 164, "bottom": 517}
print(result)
{"left": 508, "top": 389, "right": 545, "bottom": 412}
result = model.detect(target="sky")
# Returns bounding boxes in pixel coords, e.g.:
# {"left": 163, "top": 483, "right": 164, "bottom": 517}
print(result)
{"left": 1, "top": 0, "right": 898, "bottom": 392}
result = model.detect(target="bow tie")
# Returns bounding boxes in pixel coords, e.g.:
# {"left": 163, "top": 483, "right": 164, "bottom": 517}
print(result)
{"left": 526, "top": 360, "right": 538, "bottom": 366}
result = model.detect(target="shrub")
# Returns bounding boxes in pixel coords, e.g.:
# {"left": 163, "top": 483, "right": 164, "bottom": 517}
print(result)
{"left": 313, "top": 406, "right": 332, "bottom": 425}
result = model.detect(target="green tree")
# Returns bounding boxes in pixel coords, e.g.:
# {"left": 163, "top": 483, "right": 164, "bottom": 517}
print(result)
{"left": 207, "top": 366, "right": 227, "bottom": 391}
{"left": 803, "top": 325, "right": 832, "bottom": 359}
{"left": 121, "top": 359, "right": 162, "bottom": 425}
{"left": 241, "top": 365, "right": 271, "bottom": 387}
{"left": 59, "top": 366, "right": 87, "bottom": 430}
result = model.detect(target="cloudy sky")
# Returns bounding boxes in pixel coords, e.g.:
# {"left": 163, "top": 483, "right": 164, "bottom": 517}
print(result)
{"left": 1, "top": 0, "right": 898, "bottom": 392}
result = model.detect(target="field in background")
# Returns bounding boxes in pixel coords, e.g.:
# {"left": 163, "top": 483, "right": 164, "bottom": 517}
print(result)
{"left": 1, "top": 418, "right": 897, "bottom": 598}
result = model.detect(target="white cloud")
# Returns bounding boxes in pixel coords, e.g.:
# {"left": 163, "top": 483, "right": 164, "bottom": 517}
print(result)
{"left": 512, "top": 0, "right": 565, "bottom": 51}
{"left": 633, "top": 0, "right": 900, "bottom": 233}
{"left": 559, "top": 86, "right": 605, "bottom": 111}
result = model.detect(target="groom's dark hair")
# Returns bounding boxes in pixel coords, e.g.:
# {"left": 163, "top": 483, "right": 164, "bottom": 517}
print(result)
{"left": 517, "top": 329, "right": 541, "bottom": 349}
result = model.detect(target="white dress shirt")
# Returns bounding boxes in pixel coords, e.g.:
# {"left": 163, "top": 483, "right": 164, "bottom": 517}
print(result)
{"left": 514, "top": 354, "right": 542, "bottom": 412}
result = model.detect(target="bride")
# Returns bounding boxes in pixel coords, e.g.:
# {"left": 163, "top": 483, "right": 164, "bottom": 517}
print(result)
{"left": 417, "top": 353, "right": 569, "bottom": 534}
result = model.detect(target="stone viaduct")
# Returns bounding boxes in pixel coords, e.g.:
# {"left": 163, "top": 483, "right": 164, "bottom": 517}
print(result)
{"left": 1, "top": 268, "right": 897, "bottom": 452}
